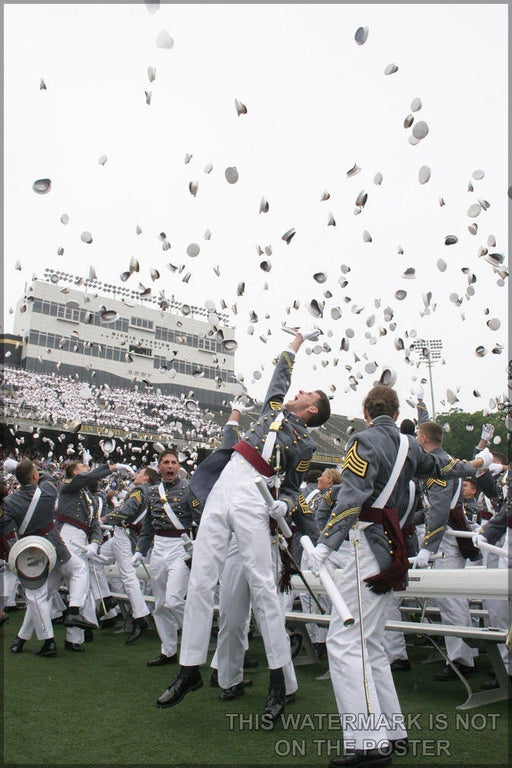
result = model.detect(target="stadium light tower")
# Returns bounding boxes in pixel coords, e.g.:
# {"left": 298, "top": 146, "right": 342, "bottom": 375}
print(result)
{"left": 410, "top": 339, "right": 443, "bottom": 419}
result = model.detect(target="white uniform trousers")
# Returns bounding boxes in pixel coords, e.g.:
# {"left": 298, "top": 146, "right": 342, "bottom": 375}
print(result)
{"left": 180, "top": 455, "right": 291, "bottom": 670}
{"left": 383, "top": 594, "right": 409, "bottom": 663}
{"left": 210, "top": 535, "right": 298, "bottom": 693}
{"left": 149, "top": 535, "right": 189, "bottom": 657}
{"left": 483, "top": 532, "right": 510, "bottom": 673}
{"left": 57, "top": 524, "right": 98, "bottom": 644}
{"left": 434, "top": 535, "right": 478, "bottom": 667}
{"left": 1, "top": 566, "right": 20, "bottom": 608}
{"left": 102, "top": 528, "right": 150, "bottom": 619}
{"left": 211, "top": 536, "right": 251, "bottom": 688}
{"left": 327, "top": 534, "right": 407, "bottom": 752}
{"left": 18, "top": 583, "right": 54, "bottom": 641}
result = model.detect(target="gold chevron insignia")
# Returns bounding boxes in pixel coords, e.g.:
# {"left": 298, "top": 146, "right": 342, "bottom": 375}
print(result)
{"left": 441, "top": 458, "right": 458, "bottom": 472}
{"left": 269, "top": 400, "right": 283, "bottom": 411}
{"left": 426, "top": 477, "right": 447, "bottom": 489}
{"left": 191, "top": 498, "right": 200, "bottom": 507}
{"left": 296, "top": 459, "right": 311, "bottom": 473}
{"left": 342, "top": 441, "right": 368, "bottom": 478}
{"left": 298, "top": 493, "right": 312, "bottom": 514}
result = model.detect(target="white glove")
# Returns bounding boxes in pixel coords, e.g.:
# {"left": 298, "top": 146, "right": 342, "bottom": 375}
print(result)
{"left": 415, "top": 384, "right": 425, "bottom": 401}
{"left": 480, "top": 423, "right": 494, "bottom": 442}
{"left": 230, "top": 398, "right": 255, "bottom": 415}
{"left": 474, "top": 448, "right": 493, "bottom": 472}
{"left": 269, "top": 500, "right": 288, "bottom": 522}
{"left": 472, "top": 532, "right": 487, "bottom": 548}
{"left": 3, "top": 458, "right": 17, "bottom": 473}
{"left": 131, "top": 552, "right": 143, "bottom": 568}
{"left": 81, "top": 448, "right": 92, "bottom": 465}
{"left": 408, "top": 547, "right": 431, "bottom": 569}
{"left": 84, "top": 543, "right": 99, "bottom": 559}
{"left": 298, "top": 326, "right": 321, "bottom": 342}
{"left": 488, "top": 462, "right": 504, "bottom": 477}
{"left": 115, "top": 463, "right": 135, "bottom": 478}
{"left": 308, "top": 543, "right": 331, "bottom": 577}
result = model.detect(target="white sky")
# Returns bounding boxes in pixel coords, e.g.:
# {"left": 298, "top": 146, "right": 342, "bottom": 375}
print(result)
{"left": 3, "top": 3, "right": 509, "bottom": 421}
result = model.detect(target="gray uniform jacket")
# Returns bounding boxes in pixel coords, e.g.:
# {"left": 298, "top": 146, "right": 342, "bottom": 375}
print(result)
{"left": 318, "top": 415, "right": 474, "bottom": 571}
{"left": 315, "top": 486, "right": 340, "bottom": 533}
{"left": 190, "top": 350, "right": 318, "bottom": 521}
{"left": 56, "top": 464, "right": 112, "bottom": 545}
{"left": 0, "top": 477, "right": 71, "bottom": 564}
{"left": 135, "top": 477, "right": 200, "bottom": 557}
{"left": 105, "top": 484, "right": 151, "bottom": 530}
{"left": 421, "top": 445, "right": 476, "bottom": 554}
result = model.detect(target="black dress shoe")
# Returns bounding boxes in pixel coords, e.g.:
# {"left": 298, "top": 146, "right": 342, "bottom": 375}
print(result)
{"left": 263, "top": 683, "right": 285, "bottom": 723}
{"left": 390, "top": 658, "right": 411, "bottom": 671}
{"left": 482, "top": 677, "right": 499, "bottom": 690}
{"left": 156, "top": 669, "right": 203, "bottom": 708}
{"left": 285, "top": 692, "right": 297, "bottom": 704}
{"left": 243, "top": 654, "right": 259, "bottom": 669}
{"left": 329, "top": 749, "right": 392, "bottom": 767}
{"left": 434, "top": 663, "right": 476, "bottom": 681}
{"left": 125, "top": 618, "right": 149, "bottom": 644}
{"left": 218, "top": 679, "right": 252, "bottom": 701}
{"left": 64, "top": 641, "right": 84, "bottom": 652}
{"left": 35, "top": 639, "right": 57, "bottom": 657}
{"left": 63, "top": 612, "right": 96, "bottom": 630}
{"left": 210, "top": 669, "right": 219, "bottom": 687}
{"left": 10, "top": 636, "right": 25, "bottom": 654}
{"left": 147, "top": 653, "right": 177, "bottom": 667}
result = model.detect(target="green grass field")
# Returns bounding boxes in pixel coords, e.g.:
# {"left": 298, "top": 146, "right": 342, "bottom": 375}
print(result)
{"left": 1, "top": 611, "right": 509, "bottom": 768}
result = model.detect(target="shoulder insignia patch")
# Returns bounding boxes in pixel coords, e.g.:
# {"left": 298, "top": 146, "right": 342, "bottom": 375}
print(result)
{"left": 269, "top": 400, "right": 283, "bottom": 412}
{"left": 297, "top": 493, "right": 312, "bottom": 514}
{"left": 342, "top": 441, "right": 368, "bottom": 478}
{"left": 426, "top": 477, "right": 447, "bottom": 489}
{"left": 191, "top": 498, "right": 200, "bottom": 508}
{"left": 130, "top": 489, "right": 142, "bottom": 502}
{"left": 441, "top": 458, "right": 458, "bottom": 473}
{"left": 296, "top": 459, "right": 311, "bottom": 474}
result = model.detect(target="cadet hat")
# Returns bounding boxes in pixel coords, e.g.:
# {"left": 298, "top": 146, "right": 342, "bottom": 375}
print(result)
{"left": 9, "top": 536, "right": 57, "bottom": 590}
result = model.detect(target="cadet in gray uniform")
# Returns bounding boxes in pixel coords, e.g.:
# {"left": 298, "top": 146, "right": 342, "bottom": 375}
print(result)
{"left": 133, "top": 450, "right": 200, "bottom": 667}
{"left": 308, "top": 385, "right": 491, "bottom": 768}
{"left": 2, "top": 459, "right": 90, "bottom": 656}
{"left": 300, "top": 469, "right": 342, "bottom": 656}
{"left": 56, "top": 460, "right": 121, "bottom": 650}
{"left": 415, "top": 419, "right": 484, "bottom": 679}
{"left": 102, "top": 466, "right": 159, "bottom": 643}
{"left": 156, "top": 327, "right": 331, "bottom": 722}
{"left": 210, "top": 400, "right": 311, "bottom": 702}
